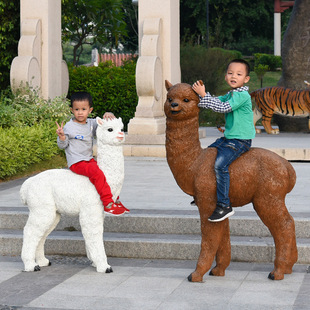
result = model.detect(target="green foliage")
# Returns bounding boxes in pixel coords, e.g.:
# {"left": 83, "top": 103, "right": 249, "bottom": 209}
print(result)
{"left": 68, "top": 60, "right": 137, "bottom": 130}
{"left": 62, "top": 0, "right": 127, "bottom": 66}
{"left": 180, "top": 0, "right": 292, "bottom": 55}
{"left": 254, "top": 64, "right": 269, "bottom": 88}
{"left": 254, "top": 53, "right": 282, "bottom": 71}
{"left": 180, "top": 45, "right": 241, "bottom": 94}
{"left": 119, "top": 0, "right": 138, "bottom": 52}
{"left": 180, "top": 45, "right": 241, "bottom": 128}
{"left": 63, "top": 42, "right": 92, "bottom": 66}
{"left": 0, "top": 0, "right": 19, "bottom": 90}
{"left": 0, "top": 123, "right": 60, "bottom": 179}
{"left": 0, "top": 87, "right": 71, "bottom": 128}
{"left": 0, "top": 87, "right": 71, "bottom": 178}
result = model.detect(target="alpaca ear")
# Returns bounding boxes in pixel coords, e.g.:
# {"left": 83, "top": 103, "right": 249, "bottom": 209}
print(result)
{"left": 165, "top": 80, "right": 173, "bottom": 91}
{"left": 198, "top": 80, "right": 204, "bottom": 86}
{"left": 96, "top": 117, "right": 104, "bottom": 126}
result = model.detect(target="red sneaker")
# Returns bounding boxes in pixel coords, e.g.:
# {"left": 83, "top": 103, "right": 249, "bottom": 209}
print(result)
{"left": 104, "top": 202, "right": 126, "bottom": 216}
{"left": 115, "top": 199, "right": 130, "bottom": 213}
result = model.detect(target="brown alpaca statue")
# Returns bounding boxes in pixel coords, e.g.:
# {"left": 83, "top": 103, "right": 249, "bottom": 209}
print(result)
{"left": 164, "top": 80, "right": 298, "bottom": 282}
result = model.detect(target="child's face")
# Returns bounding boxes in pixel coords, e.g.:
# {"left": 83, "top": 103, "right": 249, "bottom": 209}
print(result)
{"left": 225, "top": 62, "right": 250, "bottom": 89}
{"left": 71, "top": 100, "right": 93, "bottom": 124}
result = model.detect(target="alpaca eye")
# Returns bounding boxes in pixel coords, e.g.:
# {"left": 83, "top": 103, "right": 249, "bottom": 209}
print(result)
{"left": 108, "top": 128, "right": 113, "bottom": 132}
{"left": 184, "top": 98, "right": 189, "bottom": 102}
{"left": 168, "top": 98, "right": 172, "bottom": 102}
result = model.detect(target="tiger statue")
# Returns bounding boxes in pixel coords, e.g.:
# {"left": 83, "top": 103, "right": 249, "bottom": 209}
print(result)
{"left": 251, "top": 81, "right": 310, "bottom": 134}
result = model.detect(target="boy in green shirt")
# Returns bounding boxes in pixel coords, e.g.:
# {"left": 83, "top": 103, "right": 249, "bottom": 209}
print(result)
{"left": 192, "top": 59, "right": 255, "bottom": 222}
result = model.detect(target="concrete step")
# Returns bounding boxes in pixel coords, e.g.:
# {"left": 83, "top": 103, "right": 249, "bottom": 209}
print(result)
{"left": 0, "top": 229, "right": 309, "bottom": 264}
{"left": 0, "top": 208, "right": 309, "bottom": 264}
{"left": 1, "top": 208, "right": 310, "bottom": 238}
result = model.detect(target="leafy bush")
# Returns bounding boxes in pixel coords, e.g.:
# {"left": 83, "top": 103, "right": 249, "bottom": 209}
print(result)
{"left": 181, "top": 45, "right": 241, "bottom": 127}
{"left": 0, "top": 87, "right": 71, "bottom": 128}
{"left": 0, "top": 87, "right": 71, "bottom": 179}
{"left": 254, "top": 53, "right": 282, "bottom": 71}
{"left": 0, "top": 0, "right": 19, "bottom": 90}
{"left": 180, "top": 45, "right": 242, "bottom": 94}
{"left": 0, "top": 123, "right": 60, "bottom": 179}
{"left": 68, "top": 59, "right": 138, "bottom": 130}
{"left": 254, "top": 64, "right": 269, "bottom": 88}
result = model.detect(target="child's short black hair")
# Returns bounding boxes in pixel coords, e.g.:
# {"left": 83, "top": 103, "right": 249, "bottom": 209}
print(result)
{"left": 227, "top": 59, "right": 250, "bottom": 76}
{"left": 70, "top": 92, "right": 93, "bottom": 107}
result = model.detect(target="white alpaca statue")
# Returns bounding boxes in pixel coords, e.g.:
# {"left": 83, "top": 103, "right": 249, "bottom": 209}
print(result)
{"left": 20, "top": 117, "right": 125, "bottom": 272}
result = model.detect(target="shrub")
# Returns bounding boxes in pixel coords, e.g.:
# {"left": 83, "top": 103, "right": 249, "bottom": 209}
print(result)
{"left": 0, "top": 86, "right": 71, "bottom": 128}
{"left": 68, "top": 59, "right": 138, "bottom": 130}
{"left": 0, "top": 0, "right": 19, "bottom": 90}
{"left": 254, "top": 53, "right": 282, "bottom": 71}
{"left": 254, "top": 64, "right": 269, "bottom": 88}
{"left": 0, "top": 86, "right": 71, "bottom": 179}
{"left": 0, "top": 123, "right": 60, "bottom": 179}
{"left": 180, "top": 45, "right": 241, "bottom": 94}
{"left": 180, "top": 45, "right": 241, "bottom": 127}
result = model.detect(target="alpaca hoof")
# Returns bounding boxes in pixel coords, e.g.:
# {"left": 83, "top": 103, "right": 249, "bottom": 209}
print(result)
{"left": 209, "top": 270, "right": 214, "bottom": 276}
{"left": 105, "top": 267, "right": 113, "bottom": 273}
{"left": 48, "top": 261, "right": 52, "bottom": 266}
{"left": 187, "top": 272, "right": 203, "bottom": 282}
{"left": 268, "top": 272, "right": 275, "bottom": 280}
{"left": 34, "top": 265, "right": 41, "bottom": 272}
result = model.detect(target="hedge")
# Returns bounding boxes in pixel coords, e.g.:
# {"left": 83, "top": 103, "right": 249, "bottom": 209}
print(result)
{"left": 68, "top": 60, "right": 138, "bottom": 130}
{"left": 0, "top": 122, "right": 61, "bottom": 179}
{"left": 254, "top": 53, "right": 282, "bottom": 71}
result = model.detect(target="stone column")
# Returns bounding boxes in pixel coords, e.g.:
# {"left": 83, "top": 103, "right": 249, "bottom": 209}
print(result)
{"left": 10, "top": 0, "right": 69, "bottom": 99}
{"left": 127, "top": 0, "right": 181, "bottom": 142}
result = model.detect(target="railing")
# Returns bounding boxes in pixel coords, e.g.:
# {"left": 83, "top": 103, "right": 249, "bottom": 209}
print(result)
{"left": 99, "top": 53, "right": 137, "bottom": 66}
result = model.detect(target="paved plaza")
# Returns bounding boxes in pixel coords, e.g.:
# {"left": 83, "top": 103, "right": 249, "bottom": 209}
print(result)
{"left": 0, "top": 128, "right": 310, "bottom": 310}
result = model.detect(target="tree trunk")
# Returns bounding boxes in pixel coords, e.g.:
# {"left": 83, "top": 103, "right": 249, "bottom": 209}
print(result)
{"left": 276, "top": 0, "right": 310, "bottom": 132}
{"left": 278, "top": 0, "right": 310, "bottom": 88}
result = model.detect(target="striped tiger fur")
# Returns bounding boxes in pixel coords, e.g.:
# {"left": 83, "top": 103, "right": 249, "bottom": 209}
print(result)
{"left": 251, "top": 85, "right": 310, "bottom": 134}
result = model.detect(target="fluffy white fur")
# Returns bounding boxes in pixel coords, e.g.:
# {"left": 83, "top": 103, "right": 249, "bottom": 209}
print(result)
{"left": 20, "top": 117, "right": 125, "bottom": 272}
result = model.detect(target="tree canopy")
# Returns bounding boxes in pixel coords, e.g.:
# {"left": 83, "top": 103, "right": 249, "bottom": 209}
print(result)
{"left": 179, "top": 0, "right": 292, "bottom": 54}
{"left": 62, "top": 0, "right": 127, "bottom": 66}
{"left": 0, "top": 0, "right": 19, "bottom": 90}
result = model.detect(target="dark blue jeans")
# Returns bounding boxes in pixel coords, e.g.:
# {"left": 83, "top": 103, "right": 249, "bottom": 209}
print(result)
{"left": 208, "top": 137, "right": 251, "bottom": 208}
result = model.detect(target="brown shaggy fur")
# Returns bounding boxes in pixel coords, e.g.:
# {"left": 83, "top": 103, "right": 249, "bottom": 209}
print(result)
{"left": 164, "top": 80, "right": 298, "bottom": 282}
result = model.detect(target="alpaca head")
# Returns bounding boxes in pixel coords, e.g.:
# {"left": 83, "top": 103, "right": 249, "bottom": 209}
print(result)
{"left": 96, "top": 117, "right": 125, "bottom": 145}
{"left": 164, "top": 80, "right": 201, "bottom": 121}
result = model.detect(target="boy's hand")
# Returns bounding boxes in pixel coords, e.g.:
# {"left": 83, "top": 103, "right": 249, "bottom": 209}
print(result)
{"left": 192, "top": 80, "right": 206, "bottom": 97}
{"left": 103, "top": 112, "right": 115, "bottom": 120}
{"left": 56, "top": 121, "right": 66, "bottom": 141}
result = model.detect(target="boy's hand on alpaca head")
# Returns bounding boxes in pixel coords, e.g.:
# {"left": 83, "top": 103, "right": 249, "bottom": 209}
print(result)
{"left": 103, "top": 112, "right": 115, "bottom": 121}
{"left": 56, "top": 121, "right": 66, "bottom": 141}
{"left": 192, "top": 80, "right": 206, "bottom": 98}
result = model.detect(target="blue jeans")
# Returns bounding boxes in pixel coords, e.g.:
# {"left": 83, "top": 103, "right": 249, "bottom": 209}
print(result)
{"left": 208, "top": 137, "right": 251, "bottom": 208}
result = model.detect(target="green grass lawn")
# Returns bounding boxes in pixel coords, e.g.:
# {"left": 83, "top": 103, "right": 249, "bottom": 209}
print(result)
{"left": 248, "top": 71, "right": 282, "bottom": 91}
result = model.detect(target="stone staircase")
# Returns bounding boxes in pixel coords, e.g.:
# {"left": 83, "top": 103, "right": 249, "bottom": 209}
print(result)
{"left": 0, "top": 207, "right": 309, "bottom": 264}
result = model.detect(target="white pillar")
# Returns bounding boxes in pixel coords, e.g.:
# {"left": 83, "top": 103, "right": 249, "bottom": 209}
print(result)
{"left": 274, "top": 12, "right": 281, "bottom": 56}
{"left": 127, "top": 0, "right": 181, "bottom": 136}
{"left": 10, "top": 0, "right": 69, "bottom": 99}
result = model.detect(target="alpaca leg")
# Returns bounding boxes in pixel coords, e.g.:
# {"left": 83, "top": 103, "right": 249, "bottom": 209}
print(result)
{"left": 189, "top": 219, "right": 227, "bottom": 282}
{"left": 209, "top": 219, "right": 231, "bottom": 277}
{"left": 22, "top": 209, "right": 57, "bottom": 271}
{"left": 35, "top": 213, "right": 61, "bottom": 267}
{"left": 254, "top": 200, "right": 298, "bottom": 280}
{"left": 79, "top": 208, "right": 112, "bottom": 273}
